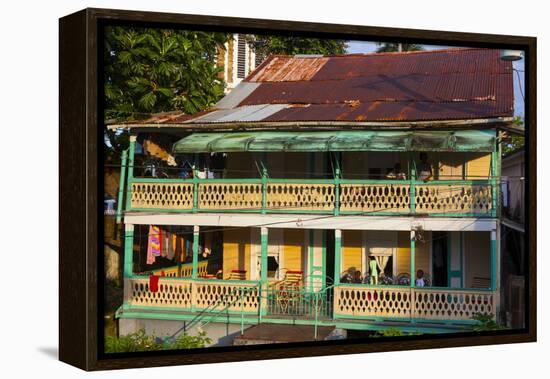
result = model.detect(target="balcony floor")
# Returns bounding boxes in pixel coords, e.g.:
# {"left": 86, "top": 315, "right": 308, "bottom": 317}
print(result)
{"left": 124, "top": 211, "right": 496, "bottom": 231}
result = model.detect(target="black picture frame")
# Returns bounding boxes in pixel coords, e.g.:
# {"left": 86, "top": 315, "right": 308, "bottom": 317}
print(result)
{"left": 59, "top": 7, "right": 537, "bottom": 371}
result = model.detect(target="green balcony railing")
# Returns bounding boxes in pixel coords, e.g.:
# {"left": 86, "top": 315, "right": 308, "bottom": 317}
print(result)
{"left": 127, "top": 177, "right": 495, "bottom": 217}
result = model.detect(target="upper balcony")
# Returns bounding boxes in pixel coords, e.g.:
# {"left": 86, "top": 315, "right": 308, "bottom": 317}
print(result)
{"left": 119, "top": 130, "right": 499, "bottom": 219}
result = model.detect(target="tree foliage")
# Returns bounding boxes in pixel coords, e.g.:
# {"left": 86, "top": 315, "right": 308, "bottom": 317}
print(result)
{"left": 376, "top": 43, "right": 424, "bottom": 53}
{"left": 104, "top": 26, "right": 230, "bottom": 122}
{"left": 502, "top": 116, "right": 525, "bottom": 155}
{"left": 251, "top": 35, "right": 347, "bottom": 56}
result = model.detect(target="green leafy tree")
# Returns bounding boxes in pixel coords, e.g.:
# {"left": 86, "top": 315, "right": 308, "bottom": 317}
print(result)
{"left": 502, "top": 116, "right": 525, "bottom": 155}
{"left": 376, "top": 43, "right": 424, "bottom": 53}
{"left": 251, "top": 35, "right": 347, "bottom": 57}
{"left": 104, "top": 26, "right": 230, "bottom": 123}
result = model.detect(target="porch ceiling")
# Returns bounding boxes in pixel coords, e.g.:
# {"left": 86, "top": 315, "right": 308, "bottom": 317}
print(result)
{"left": 172, "top": 130, "right": 495, "bottom": 154}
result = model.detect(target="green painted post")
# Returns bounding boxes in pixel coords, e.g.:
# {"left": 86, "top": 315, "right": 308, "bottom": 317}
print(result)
{"left": 260, "top": 227, "right": 268, "bottom": 316}
{"left": 125, "top": 136, "right": 136, "bottom": 211}
{"left": 334, "top": 230, "right": 342, "bottom": 285}
{"left": 308, "top": 230, "right": 314, "bottom": 292}
{"left": 410, "top": 230, "right": 416, "bottom": 288}
{"left": 192, "top": 225, "right": 199, "bottom": 279}
{"left": 491, "top": 137, "right": 500, "bottom": 218}
{"left": 123, "top": 224, "right": 135, "bottom": 278}
{"left": 409, "top": 152, "right": 416, "bottom": 214}
{"left": 192, "top": 168, "right": 199, "bottom": 213}
{"left": 116, "top": 149, "right": 128, "bottom": 224}
{"left": 322, "top": 230, "right": 327, "bottom": 289}
{"left": 490, "top": 229, "right": 497, "bottom": 290}
{"left": 261, "top": 167, "right": 268, "bottom": 214}
{"left": 334, "top": 166, "right": 341, "bottom": 216}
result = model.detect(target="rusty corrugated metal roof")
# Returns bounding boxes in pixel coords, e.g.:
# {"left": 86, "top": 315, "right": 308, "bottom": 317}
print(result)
{"left": 113, "top": 48, "right": 514, "bottom": 128}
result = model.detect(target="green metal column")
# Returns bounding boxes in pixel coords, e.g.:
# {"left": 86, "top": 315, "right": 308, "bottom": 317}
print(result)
{"left": 321, "top": 230, "right": 327, "bottom": 288}
{"left": 192, "top": 225, "right": 200, "bottom": 279}
{"left": 490, "top": 229, "right": 497, "bottom": 290}
{"left": 116, "top": 149, "right": 128, "bottom": 224}
{"left": 491, "top": 141, "right": 498, "bottom": 218}
{"left": 125, "top": 135, "right": 136, "bottom": 211}
{"left": 261, "top": 167, "right": 268, "bottom": 214}
{"left": 333, "top": 152, "right": 341, "bottom": 216}
{"left": 123, "top": 224, "right": 134, "bottom": 278}
{"left": 409, "top": 152, "right": 416, "bottom": 214}
{"left": 192, "top": 168, "right": 199, "bottom": 213}
{"left": 410, "top": 230, "right": 416, "bottom": 288}
{"left": 334, "top": 229, "right": 342, "bottom": 285}
{"left": 260, "top": 227, "right": 268, "bottom": 316}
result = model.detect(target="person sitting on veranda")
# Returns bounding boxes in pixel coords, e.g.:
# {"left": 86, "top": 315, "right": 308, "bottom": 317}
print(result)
{"left": 352, "top": 270, "right": 363, "bottom": 284}
{"left": 386, "top": 163, "right": 407, "bottom": 180}
{"left": 415, "top": 269, "right": 425, "bottom": 287}
{"left": 417, "top": 152, "right": 433, "bottom": 182}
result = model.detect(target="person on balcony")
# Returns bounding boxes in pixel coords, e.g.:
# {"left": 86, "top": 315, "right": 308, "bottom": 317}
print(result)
{"left": 352, "top": 270, "right": 363, "bottom": 284}
{"left": 386, "top": 163, "right": 407, "bottom": 180}
{"left": 417, "top": 152, "right": 433, "bottom": 182}
{"left": 369, "top": 256, "right": 379, "bottom": 285}
{"left": 415, "top": 269, "right": 426, "bottom": 287}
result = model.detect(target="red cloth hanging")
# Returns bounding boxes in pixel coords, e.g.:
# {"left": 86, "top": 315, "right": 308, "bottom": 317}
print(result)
{"left": 149, "top": 275, "right": 160, "bottom": 293}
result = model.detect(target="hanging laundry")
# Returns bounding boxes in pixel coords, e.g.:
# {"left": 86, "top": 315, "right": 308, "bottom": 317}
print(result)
{"left": 151, "top": 226, "right": 161, "bottom": 257}
{"left": 161, "top": 230, "right": 170, "bottom": 258}
{"left": 149, "top": 275, "right": 160, "bottom": 293}
{"left": 166, "top": 232, "right": 175, "bottom": 260}
{"left": 146, "top": 225, "right": 161, "bottom": 265}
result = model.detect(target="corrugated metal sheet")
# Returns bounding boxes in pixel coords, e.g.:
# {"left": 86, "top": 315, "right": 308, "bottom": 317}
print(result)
{"left": 116, "top": 48, "right": 514, "bottom": 127}
{"left": 215, "top": 81, "right": 260, "bottom": 109}
{"left": 247, "top": 56, "right": 329, "bottom": 82}
{"left": 186, "top": 104, "right": 290, "bottom": 123}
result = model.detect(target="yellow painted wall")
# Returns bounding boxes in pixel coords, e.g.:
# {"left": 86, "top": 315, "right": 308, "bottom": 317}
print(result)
{"left": 436, "top": 152, "right": 464, "bottom": 180}
{"left": 282, "top": 229, "right": 305, "bottom": 273}
{"left": 395, "top": 231, "right": 431, "bottom": 276}
{"left": 342, "top": 230, "right": 363, "bottom": 275}
{"left": 464, "top": 231, "right": 490, "bottom": 288}
{"left": 466, "top": 153, "right": 491, "bottom": 179}
{"left": 223, "top": 227, "right": 251, "bottom": 279}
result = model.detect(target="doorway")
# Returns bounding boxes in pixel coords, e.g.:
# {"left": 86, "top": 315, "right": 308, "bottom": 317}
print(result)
{"left": 432, "top": 231, "right": 448, "bottom": 287}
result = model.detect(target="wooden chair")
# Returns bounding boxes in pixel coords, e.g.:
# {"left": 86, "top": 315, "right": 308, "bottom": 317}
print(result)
{"left": 227, "top": 269, "right": 247, "bottom": 281}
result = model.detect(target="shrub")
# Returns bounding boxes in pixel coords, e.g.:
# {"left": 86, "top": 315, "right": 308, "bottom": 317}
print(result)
{"left": 105, "top": 329, "right": 211, "bottom": 353}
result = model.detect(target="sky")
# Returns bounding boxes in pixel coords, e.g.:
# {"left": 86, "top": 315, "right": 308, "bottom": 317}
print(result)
{"left": 346, "top": 41, "right": 525, "bottom": 119}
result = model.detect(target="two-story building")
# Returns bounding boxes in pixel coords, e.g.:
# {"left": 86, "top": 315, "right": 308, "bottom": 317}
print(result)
{"left": 110, "top": 48, "right": 514, "bottom": 345}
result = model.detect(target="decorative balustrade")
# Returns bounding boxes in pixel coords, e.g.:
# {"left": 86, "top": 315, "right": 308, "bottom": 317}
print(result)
{"left": 150, "top": 261, "right": 209, "bottom": 278}
{"left": 199, "top": 182, "right": 262, "bottom": 210}
{"left": 413, "top": 288, "right": 495, "bottom": 321}
{"left": 193, "top": 281, "right": 260, "bottom": 313}
{"left": 131, "top": 181, "right": 193, "bottom": 210}
{"left": 127, "top": 179, "right": 493, "bottom": 217}
{"left": 125, "top": 278, "right": 496, "bottom": 323}
{"left": 126, "top": 277, "right": 260, "bottom": 313}
{"left": 415, "top": 184, "right": 492, "bottom": 215}
{"left": 334, "top": 286, "right": 413, "bottom": 318}
{"left": 127, "top": 277, "right": 193, "bottom": 309}
{"left": 340, "top": 183, "right": 410, "bottom": 213}
{"left": 266, "top": 182, "right": 335, "bottom": 211}
{"left": 333, "top": 286, "right": 496, "bottom": 321}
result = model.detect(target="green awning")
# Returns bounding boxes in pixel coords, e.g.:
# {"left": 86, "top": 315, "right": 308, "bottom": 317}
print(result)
{"left": 172, "top": 130, "right": 495, "bottom": 153}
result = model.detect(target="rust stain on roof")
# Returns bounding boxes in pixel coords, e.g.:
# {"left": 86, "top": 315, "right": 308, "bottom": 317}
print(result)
{"left": 247, "top": 56, "right": 329, "bottom": 82}
{"left": 115, "top": 48, "right": 514, "bottom": 128}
